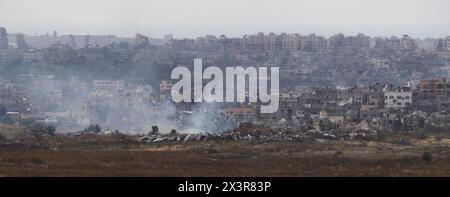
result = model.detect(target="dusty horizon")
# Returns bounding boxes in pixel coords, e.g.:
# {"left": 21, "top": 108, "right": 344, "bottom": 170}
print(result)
{"left": 1, "top": 0, "right": 449, "bottom": 39}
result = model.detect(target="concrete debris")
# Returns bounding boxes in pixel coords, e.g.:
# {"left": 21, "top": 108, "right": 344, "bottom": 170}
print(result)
{"left": 136, "top": 133, "right": 212, "bottom": 143}
{"left": 136, "top": 122, "right": 378, "bottom": 143}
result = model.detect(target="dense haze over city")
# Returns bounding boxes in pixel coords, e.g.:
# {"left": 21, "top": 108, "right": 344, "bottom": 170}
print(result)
{"left": 2, "top": 0, "right": 450, "bottom": 178}
{"left": 1, "top": 0, "right": 450, "bottom": 38}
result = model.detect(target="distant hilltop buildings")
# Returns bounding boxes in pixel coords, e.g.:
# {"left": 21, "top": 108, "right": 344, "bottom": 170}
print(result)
{"left": 167, "top": 32, "right": 449, "bottom": 54}
{"left": 0, "top": 26, "right": 449, "bottom": 52}
{"left": 0, "top": 27, "right": 8, "bottom": 50}
{"left": 1, "top": 25, "right": 450, "bottom": 132}
{"left": 0, "top": 27, "right": 28, "bottom": 50}
{"left": 169, "top": 33, "right": 372, "bottom": 52}
{"left": 435, "top": 36, "right": 450, "bottom": 52}
{"left": 0, "top": 26, "right": 166, "bottom": 50}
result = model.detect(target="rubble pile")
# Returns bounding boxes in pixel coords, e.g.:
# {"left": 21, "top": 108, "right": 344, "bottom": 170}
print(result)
{"left": 308, "top": 120, "right": 377, "bottom": 140}
{"left": 136, "top": 121, "right": 379, "bottom": 143}
{"left": 134, "top": 123, "right": 306, "bottom": 143}
{"left": 305, "top": 128, "right": 377, "bottom": 140}
{"left": 221, "top": 121, "right": 378, "bottom": 141}
{"left": 217, "top": 123, "right": 308, "bottom": 142}
{"left": 136, "top": 133, "right": 211, "bottom": 143}
{"left": 336, "top": 120, "right": 378, "bottom": 140}
{"left": 134, "top": 126, "right": 212, "bottom": 143}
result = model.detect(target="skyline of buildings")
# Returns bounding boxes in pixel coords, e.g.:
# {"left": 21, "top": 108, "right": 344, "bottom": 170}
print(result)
{"left": 0, "top": 26, "right": 449, "bottom": 51}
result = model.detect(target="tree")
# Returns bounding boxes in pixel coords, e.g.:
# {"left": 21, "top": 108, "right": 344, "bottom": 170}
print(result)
{"left": 0, "top": 104, "right": 7, "bottom": 117}
{"left": 319, "top": 119, "right": 339, "bottom": 132}
{"left": 422, "top": 152, "right": 433, "bottom": 162}
{"left": 83, "top": 124, "right": 102, "bottom": 133}
{"left": 418, "top": 117, "right": 425, "bottom": 128}
{"left": 0, "top": 104, "right": 14, "bottom": 124}
{"left": 28, "top": 123, "right": 56, "bottom": 136}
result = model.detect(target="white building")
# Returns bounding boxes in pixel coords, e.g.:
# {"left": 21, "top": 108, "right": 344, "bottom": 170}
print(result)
{"left": 368, "top": 58, "right": 390, "bottom": 69}
{"left": 93, "top": 80, "right": 124, "bottom": 91}
{"left": 159, "top": 80, "right": 173, "bottom": 92}
{"left": 91, "top": 80, "right": 125, "bottom": 97}
{"left": 384, "top": 86, "right": 412, "bottom": 109}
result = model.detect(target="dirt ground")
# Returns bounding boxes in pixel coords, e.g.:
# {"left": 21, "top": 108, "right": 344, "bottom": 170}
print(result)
{"left": 1, "top": 134, "right": 450, "bottom": 177}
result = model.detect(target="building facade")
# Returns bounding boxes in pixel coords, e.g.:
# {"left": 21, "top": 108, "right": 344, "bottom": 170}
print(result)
{"left": 384, "top": 87, "right": 412, "bottom": 109}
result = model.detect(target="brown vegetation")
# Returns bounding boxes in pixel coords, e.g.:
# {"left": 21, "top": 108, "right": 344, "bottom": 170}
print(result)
{"left": 0, "top": 132, "right": 450, "bottom": 177}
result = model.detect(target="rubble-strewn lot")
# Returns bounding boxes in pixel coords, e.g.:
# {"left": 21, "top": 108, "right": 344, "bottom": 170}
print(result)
{"left": 1, "top": 127, "right": 450, "bottom": 176}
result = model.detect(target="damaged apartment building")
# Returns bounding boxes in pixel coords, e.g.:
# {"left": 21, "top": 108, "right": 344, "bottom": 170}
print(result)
{"left": 255, "top": 77, "right": 450, "bottom": 132}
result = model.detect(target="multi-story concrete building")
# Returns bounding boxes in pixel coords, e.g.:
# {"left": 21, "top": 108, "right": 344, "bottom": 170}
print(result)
{"left": 345, "top": 33, "right": 371, "bottom": 49}
{"left": 264, "top": 33, "right": 277, "bottom": 50}
{"left": 164, "top": 34, "right": 173, "bottom": 42}
{"left": 0, "top": 50, "right": 18, "bottom": 64}
{"left": 399, "top": 34, "right": 417, "bottom": 50}
{"left": 16, "top": 33, "right": 28, "bottom": 51}
{"left": 327, "top": 33, "right": 345, "bottom": 51}
{"left": 418, "top": 77, "right": 450, "bottom": 99}
{"left": 0, "top": 27, "right": 8, "bottom": 50}
{"left": 91, "top": 80, "right": 125, "bottom": 97}
{"left": 368, "top": 58, "right": 390, "bottom": 69}
{"left": 134, "top": 33, "right": 149, "bottom": 48}
{"left": 374, "top": 36, "right": 401, "bottom": 49}
{"left": 170, "top": 38, "right": 195, "bottom": 50}
{"left": 281, "top": 33, "right": 300, "bottom": 51}
{"left": 384, "top": 86, "right": 412, "bottom": 109}
{"left": 435, "top": 36, "right": 450, "bottom": 52}
{"left": 195, "top": 35, "right": 218, "bottom": 48}
{"left": 299, "top": 34, "right": 327, "bottom": 52}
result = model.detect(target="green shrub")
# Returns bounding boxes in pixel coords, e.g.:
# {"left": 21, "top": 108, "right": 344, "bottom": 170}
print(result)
{"left": 83, "top": 124, "right": 101, "bottom": 133}
{"left": 0, "top": 104, "right": 7, "bottom": 117}
{"left": 422, "top": 152, "right": 433, "bottom": 162}
{"left": 28, "top": 123, "right": 56, "bottom": 136}
{"left": 416, "top": 132, "right": 427, "bottom": 140}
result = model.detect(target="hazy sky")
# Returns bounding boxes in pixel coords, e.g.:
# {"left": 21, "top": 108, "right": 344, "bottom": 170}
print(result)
{"left": 1, "top": 0, "right": 449, "bottom": 38}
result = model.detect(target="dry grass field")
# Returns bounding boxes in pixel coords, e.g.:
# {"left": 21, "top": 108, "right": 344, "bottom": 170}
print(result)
{"left": 1, "top": 132, "right": 450, "bottom": 177}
